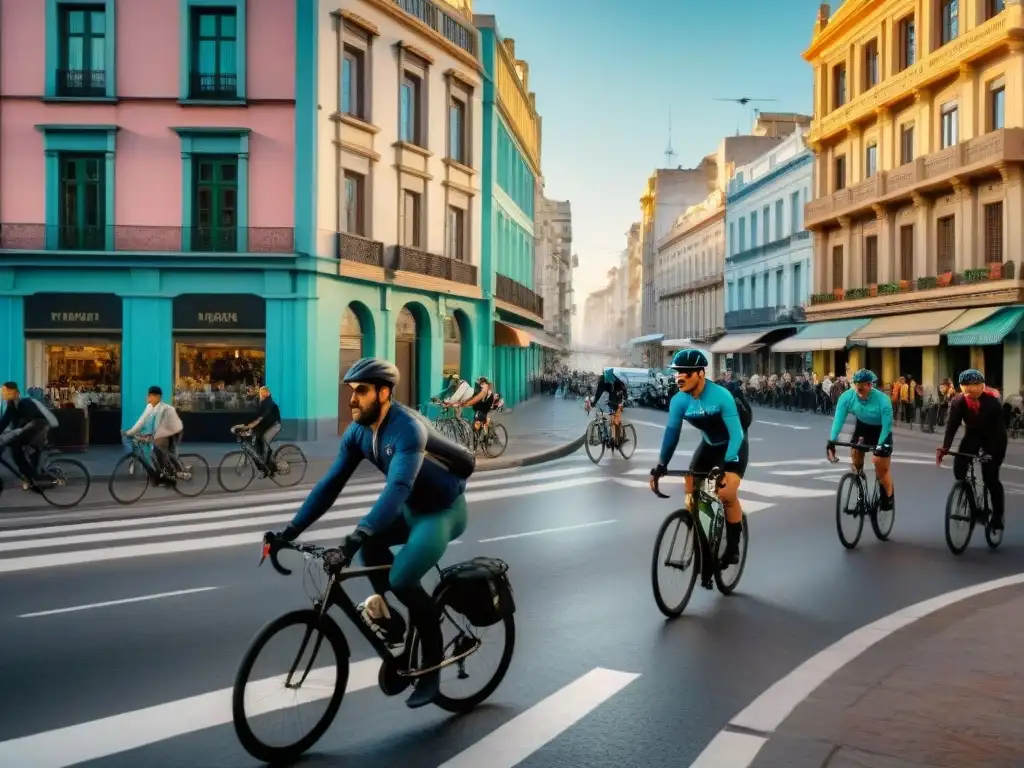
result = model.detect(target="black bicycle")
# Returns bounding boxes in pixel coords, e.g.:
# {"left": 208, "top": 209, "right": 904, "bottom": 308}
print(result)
{"left": 828, "top": 441, "right": 896, "bottom": 549}
{"left": 584, "top": 408, "right": 637, "bottom": 463}
{"left": 650, "top": 467, "right": 749, "bottom": 618}
{"left": 216, "top": 426, "right": 308, "bottom": 492}
{"left": 942, "top": 450, "right": 1001, "bottom": 555}
{"left": 0, "top": 442, "right": 90, "bottom": 508}
{"left": 232, "top": 537, "right": 517, "bottom": 764}
{"left": 108, "top": 435, "right": 210, "bottom": 504}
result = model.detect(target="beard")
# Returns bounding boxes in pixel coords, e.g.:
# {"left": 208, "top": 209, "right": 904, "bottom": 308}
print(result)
{"left": 352, "top": 397, "right": 382, "bottom": 426}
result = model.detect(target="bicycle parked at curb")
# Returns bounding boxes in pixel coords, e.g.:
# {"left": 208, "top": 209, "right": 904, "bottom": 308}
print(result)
{"left": 217, "top": 426, "right": 308, "bottom": 492}
{"left": 0, "top": 442, "right": 90, "bottom": 508}
{"left": 584, "top": 408, "right": 637, "bottom": 463}
{"left": 232, "top": 536, "right": 516, "bottom": 764}
{"left": 428, "top": 399, "right": 473, "bottom": 448}
{"left": 941, "top": 450, "right": 1002, "bottom": 555}
{"left": 649, "top": 467, "right": 749, "bottom": 618}
{"left": 827, "top": 440, "right": 896, "bottom": 549}
{"left": 108, "top": 435, "right": 210, "bottom": 504}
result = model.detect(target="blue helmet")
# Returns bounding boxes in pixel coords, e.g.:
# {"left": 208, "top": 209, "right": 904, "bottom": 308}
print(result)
{"left": 851, "top": 368, "right": 877, "bottom": 384}
{"left": 670, "top": 348, "right": 710, "bottom": 371}
{"left": 603, "top": 367, "right": 615, "bottom": 383}
{"left": 958, "top": 368, "right": 985, "bottom": 385}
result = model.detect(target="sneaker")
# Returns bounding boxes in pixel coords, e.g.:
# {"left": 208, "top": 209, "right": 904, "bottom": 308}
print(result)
{"left": 879, "top": 490, "right": 894, "bottom": 511}
{"left": 719, "top": 543, "right": 740, "bottom": 567}
{"left": 405, "top": 672, "right": 439, "bottom": 709}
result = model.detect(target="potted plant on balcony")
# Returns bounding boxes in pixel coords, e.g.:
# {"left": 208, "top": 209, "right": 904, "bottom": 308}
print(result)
{"left": 832, "top": 288, "right": 845, "bottom": 301}
{"left": 1004, "top": 261, "right": 1016, "bottom": 279}
{"left": 869, "top": 283, "right": 878, "bottom": 297}
{"left": 936, "top": 271, "right": 953, "bottom": 287}
{"left": 878, "top": 282, "right": 899, "bottom": 296}
{"left": 964, "top": 268, "right": 989, "bottom": 284}
{"left": 989, "top": 261, "right": 1003, "bottom": 280}
{"left": 898, "top": 279, "right": 911, "bottom": 292}
{"left": 918, "top": 275, "right": 937, "bottom": 290}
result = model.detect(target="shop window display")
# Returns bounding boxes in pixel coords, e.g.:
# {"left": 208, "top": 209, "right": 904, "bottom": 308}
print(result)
{"left": 174, "top": 342, "right": 265, "bottom": 412}
{"left": 24, "top": 341, "right": 122, "bottom": 410}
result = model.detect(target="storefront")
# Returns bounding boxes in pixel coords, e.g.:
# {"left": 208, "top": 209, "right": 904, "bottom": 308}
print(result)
{"left": 172, "top": 294, "right": 266, "bottom": 442}
{"left": 23, "top": 293, "right": 123, "bottom": 447}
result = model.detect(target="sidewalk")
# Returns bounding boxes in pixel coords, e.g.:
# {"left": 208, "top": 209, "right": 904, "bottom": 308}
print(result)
{"left": 748, "top": 582, "right": 1024, "bottom": 767}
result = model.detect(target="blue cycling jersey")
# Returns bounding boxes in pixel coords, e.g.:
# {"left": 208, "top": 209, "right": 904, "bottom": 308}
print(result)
{"left": 829, "top": 386, "right": 894, "bottom": 444}
{"left": 290, "top": 403, "right": 467, "bottom": 536}
{"left": 658, "top": 380, "right": 744, "bottom": 466}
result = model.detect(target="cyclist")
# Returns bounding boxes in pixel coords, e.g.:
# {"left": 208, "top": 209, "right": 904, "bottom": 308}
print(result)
{"left": 936, "top": 369, "right": 1006, "bottom": 530}
{"left": 592, "top": 367, "right": 629, "bottom": 446}
{"left": 0, "top": 381, "right": 58, "bottom": 489}
{"left": 463, "top": 376, "right": 496, "bottom": 433}
{"left": 826, "top": 368, "right": 895, "bottom": 510}
{"left": 236, "top": 386, "right": 281, "bottom": 472}
{"left": 649, "top": 349, "right": 748, "bottom": 567}
{"left": 123, "top": 385, "right": 184, "bottom": 485}
{"left": 439, "top": 372, "right": 473, "bottom": 409}
{"left": 268, "top": 358, "right": 475, "bottom": 709}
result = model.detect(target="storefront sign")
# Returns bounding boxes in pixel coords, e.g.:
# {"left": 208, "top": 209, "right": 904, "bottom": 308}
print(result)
{"left": 173, "top": 294, "right": 266, "bottom": 332}
{"left": 24, "top": 293, "right": 123, "bottom": 331}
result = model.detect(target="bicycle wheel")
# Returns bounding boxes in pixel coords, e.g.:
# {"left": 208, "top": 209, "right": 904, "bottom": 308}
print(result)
{"left": 456, "top": 418, "right": 474, "bottom": 449}
{"left": 217, "top": 451, "right": 255, "bottom": 493}
{"left": 982, "top": 486, "right": 1002, "bottom": 550}
{"left": 651, "top": 508, "right": 699, "bottom": 617}
{"left": 617, "top": 423, "right": 637, "bottom": 460}
{"left": 869, "top": 479, "right": 896, "bottom": 541}
{"left": 39, "top": 458, "right": 90, "bottom": 508}
{"left": 172, "top": 454, "right": 210, "bottom": 497}
{"left": 232, "top": 609, "right": 350, "bottom": 764}
{"left": 483, "top": 424, "right": 508, "bottom": 458}
{"left": 108, "top": 454, "right": 150, "bottom": 505}
{"left": 585, "top": 421, "right": 605, "bottom": 464}
{"left": 271, "top": 444, "right": 308, "bottom": 487}
{"left": 944, "top": 481, "right": 975, "bottom": 556}
{"left": 835, "top": 473, "right": 864, "bottom": 549}
{"left": 714, "top": 514, "right": 749, "bottom": 595}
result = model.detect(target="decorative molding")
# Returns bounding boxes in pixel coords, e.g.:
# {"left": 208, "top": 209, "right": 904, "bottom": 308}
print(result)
{"left": 392, "top": 140, "right": 432, "bottom": 159}
{"left": 837, "top": 215, "right": 851, "bottom": 227}
{"left": 912, "top": 88, "right": 927, "bottom": 104}
{"left": 337, "top": 140, "right": 380, "bottom": 162}
{"left": 400, "top": 41, "right": 435, "bottom": 65}
{"left": 871, "top": 203, "right": 888, "bottom": 221}
{"left": 444, "top": 67, "right": 477, "bottom": 88}
{"left": 330, "top": 112, "right": 382, "bottom": 134}
{"left": 442, "top": 157, "right": 476, "bottom": 175}
{"left": 394, "top": 163, "right": 433, "bottom": 181}
{"left": 362, "top": 0, "right": 481, "bottom": 72}
{"left": 442, "top": 179, "right": 477, "bottom": 196}
{"left": 998, "top": 162, "right": 1022, "bottom": 186}
{"left": 338, "top": 10, "right": 379, "bottom": 36}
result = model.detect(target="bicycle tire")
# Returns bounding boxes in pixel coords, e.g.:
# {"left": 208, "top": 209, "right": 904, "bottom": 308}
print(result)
{"left": 585, "top": 421, "right": 605, "bottom": 464}
{"left": 869, "top": 479, "right": 896, "bottom": 541}
{"left": 835, "top": 473, "right": 864, "bottom": 549}
{"left": 172, "top": 454, "right": 210, "bottom": 497}
{"left": 651, "top": 508, "right": 699, "bottom": 617}
{"left": 714, "top": 514, "right": 749, "bottom": 595}
{"left": 39, "top": 458, "right": 91, "bottom": 508}
{"left": 483, "top": 424, "right": 508, "bottom": 458}
{"left": 217, "top": 450, "right": 255, "bottom": 493}
{"left": 270, "top": 444, "right": 308, "bottom": 487}
{"left": 618, "top": 423, "right": 637, "bottom": 460}
{"left": 944, "top": 481, "right": 975, "bottom": 556}
{"left": 981, "top": 485, "right": 1002, "bottom": 550}
{"left": 232, "top": 609, "right": 351, "bottom": 764}
{"left": 108, "top": 454, "right": 151, "bottom": 505}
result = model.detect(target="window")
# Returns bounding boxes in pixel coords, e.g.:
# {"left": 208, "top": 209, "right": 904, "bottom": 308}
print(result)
{"left": 937, "top": 215, "right": 955, "bottom": 274}
{"left": 776, "top": 268, "right": 784, "bottom": 306}
{"left": 898, "top": 17, "right": 916, "bottom": 70}
{"left": 899, "top": 225, "right": 914, "bottom": 280}
{"left": 448, "top": 96, "right": 466, "bottom": 163}
{"left": 900, "top": 124, "right": 914, "bottom": 165}
{"left": 342, "top": 48, "right": 365, "bottom": 119}
{"left": 402, "top": 190, "right": 421, "bottom": 247}
{"left": 58, "top": 154, "right": 105, "bottom": 250}
{"left": 762, "top": 274, "right": 769, "bottom": 307}
{"left": 750, "top": 211, "right": 758, "bottom": 247}
{"left": 793, "top": 262, "right": 803, "bottom": 305}
{"left": 774, "top": 200, "right": 784, "bottom": 240}
{"left": 831, "top": 246, "right": 844, "bottom": 290}
{"left": 447, "top": 206, "right": 465, "bottom": 261}
{"left": 865, "top": 143, "right": 878, "bottom": 177}
{"left": 940, "top": 0, "right": 958, "bottom": 46}
{"left": 987, "top": 0, "right": 1005, "bottom": 18}
{"left": 751, "top": 275, "right": 758, "bottom": 307}
{"left": 343, "top": 171, "right": 365, "bottom": 236}
{"left": 399, "top": 74, "right": 421, "bottom": 145}
{"left": 173, "top": 342, "right": 265, "bottom": 412}
{"left": 762, "top": 205, "right": 770, "bottom": 243}
{"left": 58, "top": 6, "right": 107, "bottom": 97}
{"left": 863, "top": 39, "right": 879, "bottom": 90}
{"left": 864, "top": 235, "right": 878, "bottom": 285}
{"left": 737, "top": 278, "right": 745, "bottom": 309}
{"left": 738, "top": 217, "right": 746, "bottom": 251}
{"left": 193, "top": 156, "right": 238, "bottom": 251}
{"left": 790, "top": 191, "right": 800, "bottom": 233}
{"left": 984, "top": 202, "right": 1003, "bottom": 264}
{"left": 941, "top": 103, "right": 959, "bottom": 148}
{"left": 832, "top": 63, "right": 847, "bottom": 108}
{"left": 190, "top": 9, "right": 238, "bottom": 99}
{"left": 834, "top": 155, "right": 847, "bottom": 191}
{"left": 990, "top": 83, "right": 1005, "bottom": 131}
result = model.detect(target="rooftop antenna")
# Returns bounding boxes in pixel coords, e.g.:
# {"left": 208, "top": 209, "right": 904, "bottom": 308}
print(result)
{"left": 663, "top": 105, "right": 678, "bottom": 168}
{"left": 715, "top": 96, "right": 777, "bottom": 134}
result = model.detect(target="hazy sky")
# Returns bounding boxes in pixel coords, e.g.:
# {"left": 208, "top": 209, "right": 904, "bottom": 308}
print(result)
{"left": 472, "top": 0, "right": 824, "bottom": 310}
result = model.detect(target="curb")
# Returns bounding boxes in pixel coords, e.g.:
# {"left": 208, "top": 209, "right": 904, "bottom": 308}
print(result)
{"left": 477, "top": 431, "right": 586, "bottom": 471}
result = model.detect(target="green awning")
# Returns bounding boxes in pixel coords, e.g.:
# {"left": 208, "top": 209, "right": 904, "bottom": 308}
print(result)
{"left": 945, "top": 306, "right": 1024, "bottom": 346}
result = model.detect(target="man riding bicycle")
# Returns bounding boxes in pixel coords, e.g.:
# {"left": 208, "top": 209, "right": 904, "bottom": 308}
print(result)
{"left": 268, "top": 358, "right": 475, "bottom": 709}
{"left": 936, "top": 369, "right": 1006, "bottom": 530}
{"left": 649, "top": 349, "right": 748, "bottom": 567}
{"left": 826, "top": 368, "right": 895, "bottom": 510}
{"left": 591, "top": 367, "right": 629, "bottom": 446}
{"left": 0, "top": 381, "right": 58, "bottom": 489}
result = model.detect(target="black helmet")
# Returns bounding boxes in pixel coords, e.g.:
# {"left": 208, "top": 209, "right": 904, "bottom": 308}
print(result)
{"left": 343, "top": 357, "right": 400, "bottom": 390}
{"left": 670, "top": 348, "right": 710, "bottom": 371}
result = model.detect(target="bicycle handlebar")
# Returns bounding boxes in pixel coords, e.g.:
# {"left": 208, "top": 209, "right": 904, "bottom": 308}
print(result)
{"left": 651, "top": 467, "right": 724, "bottom": 499}
{"left": 260, "top": 534, "right": 338, "bottom": 576}
{"left": 944, "top": 450, "right": 992, "bottom": 462}
{"left": 828, "top": 440, "right": 879, "bottom": 452}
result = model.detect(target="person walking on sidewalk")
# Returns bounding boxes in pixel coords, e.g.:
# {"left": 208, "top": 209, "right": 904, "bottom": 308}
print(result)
{"left": 123, "top": 386, "right": 184, "bottom": 485}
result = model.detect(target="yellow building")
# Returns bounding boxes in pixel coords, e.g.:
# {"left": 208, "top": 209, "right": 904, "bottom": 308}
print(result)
{"left": 799, "top": 0, "right": 1024, "bottom": 395}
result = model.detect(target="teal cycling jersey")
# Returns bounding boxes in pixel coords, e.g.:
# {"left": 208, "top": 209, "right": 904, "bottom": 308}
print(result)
{"left": 829, "top": 386, "right": 894, "bottom": 444}
{"left": 658, "top": 381, "right": 744, "bottom": 465}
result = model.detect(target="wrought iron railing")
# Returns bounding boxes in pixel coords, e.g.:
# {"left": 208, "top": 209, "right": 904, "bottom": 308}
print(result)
{"left": 189, "top": 72, "right": 239, "bottom": 100}
{"left": 338, "top": 232, "right": 384, "bottom": 266}
{"left": 392, "top": 0, "right": 477, "bottom": 56}
{"left": 56, "top": 69, "right": 106, "bottom": 97}
{"left": 496, "top": 273, "right": 544, "bottom": 316}
{"left": 395, "top": 246, "right": 477, "bottom": 286}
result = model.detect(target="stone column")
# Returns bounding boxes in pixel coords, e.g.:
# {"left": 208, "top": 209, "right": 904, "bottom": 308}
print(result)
{"left": 951, "top": 176, "right": 975, "bottom": 271}
{"left": 914, "top": 89, "right": 934, "bottom": 156}
{"left": 874, "top": 107, "right": 891, "bottom": 171}
{"left": 999, "top": 163, "right": 1023, "bottom": 266}
{"left": 872, "top": 204, "right": 894, "bottom": 284}
{"left": 813, "top": 230, "right": 830, "bottom": 293}
{"left": 958, "top": 63, "right": 977, "bottom": 141}
{"left": 911, "top": 192, "right": 931, "bottom": 278}
{"left": 838, "top": 216, "right": 853, "bottom": 291}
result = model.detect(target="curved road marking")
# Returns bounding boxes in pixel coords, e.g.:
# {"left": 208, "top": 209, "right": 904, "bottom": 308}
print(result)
{"left": 688, "top": 572, "right": 1024, "bottom": 767}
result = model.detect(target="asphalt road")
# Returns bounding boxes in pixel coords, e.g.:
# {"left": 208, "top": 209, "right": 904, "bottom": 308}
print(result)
{"left": 1, "top": 406, "right": 1023, "bottom": 768}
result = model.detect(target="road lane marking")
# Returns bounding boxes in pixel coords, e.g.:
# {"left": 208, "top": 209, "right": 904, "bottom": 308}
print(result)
{"left": 439, "top": 667, "right": 640, "bottom": 768}
{"left": 741, "top": 479, "right": 832, "bottom": 498}
{"left": 0, "top": 658, "right": 380, "bottom": 767}
{"left": 18, "top": 587, "right": 220, "bottom": 618}
{"left": 690, "top": 731, "right": 769, "bottom": 768}
{"left": 478, "top": 519, "right": 617, "bottom": 542}
{"left": 752, "top": 420, "right": 810, "bottom": 430}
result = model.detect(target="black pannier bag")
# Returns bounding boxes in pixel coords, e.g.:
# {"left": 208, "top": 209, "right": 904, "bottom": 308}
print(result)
{"left": 436, "top": 557, "right": 515, "bottom": 627}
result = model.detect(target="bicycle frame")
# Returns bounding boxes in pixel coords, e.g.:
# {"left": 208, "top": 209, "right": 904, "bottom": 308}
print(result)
{"left": 828, "top": 440, "right": 882, "bottom": 513}
{"left": 946, "top": 451, "right": 990, "bottom": 520}
{"left": 0, "top": 444, "right": 51, "bottom": 485}
{"left": 234, "top": 431, "right": 270, "bottom": 472}
{"left": 652, "top": 468, "right": 726, "bottom": 569}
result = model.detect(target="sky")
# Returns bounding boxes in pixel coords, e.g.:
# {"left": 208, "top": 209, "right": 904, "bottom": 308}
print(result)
{"left": 471, "top": 0, "right": 826, "bottom": 333}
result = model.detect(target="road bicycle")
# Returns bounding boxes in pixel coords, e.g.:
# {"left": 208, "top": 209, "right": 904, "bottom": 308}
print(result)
{"left": 649, "top": 467, "right": 749, "bottom": 618}
{"left": 469, "top": 417, "right": 508, "bottom": 458}
{"left": 584, "top": 407, "right": 637, "bottom": 463}
{"left": 0, "top": 442, "right": 90, "bottom": 508}
{"left": 827, "top": 440, "right": 896, "bottom": 549}
{"left": 108, "top": 435, "right": 210, "bottom": 504}
{"left": 216, "top": 426, "right": 308, "bottom": 492}
{"left": 942, "top": 450, "right": 1002, "bottom": 555}
{"left": 429, "top": 399, "right": 473, "bottom": 448}
{"left": 232, "top": 536, "right": 516, "bottom": 764}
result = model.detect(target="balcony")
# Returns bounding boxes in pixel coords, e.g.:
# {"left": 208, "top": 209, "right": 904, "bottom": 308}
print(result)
{"left": 658, "top": 272, "right": 724, "bottom": 301}
{"left": 806, "top": 129, "right": 1024, "bottom": 228}
{"left": 56, "top": 69, "right": 106, "bottom": 98}
{"left": 337, "top": 232, "right": 384, "bottom": 266}
{"left": 395, "top": 246, "right": 477, "bottom": 286}
{"left": 727, "top": 231, "right": 811, "bottom": 263}
{"left": 189, "top": 72, "right": 239, "bottom": 100}
{"left": 392, "top": 0, "right": 477, "bottom": 57}
{"left": 725, "top": 305, "right": 806, "bottom": 330}
{"left": 495, "top": 273, "right": 544, "bottom": 316}
{"left": 0, "top": 224, "right": 294, "bottom": 253}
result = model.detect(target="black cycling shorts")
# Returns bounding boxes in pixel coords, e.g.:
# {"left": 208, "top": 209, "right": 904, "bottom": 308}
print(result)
{"left": 851, "top": 419, "right": 893, "bottom": 456}
{"left": 689, "top": 437, "right": 749, "bottom": 478}
{"left": 472, "top": 409, "right": 490, "bottom": 424}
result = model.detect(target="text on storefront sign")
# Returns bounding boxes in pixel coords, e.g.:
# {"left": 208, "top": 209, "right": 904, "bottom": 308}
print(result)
{"left": 50, "top": 312, "right": 100, "bottom": 323}
{"left": 197, "top": 312, "right": 239, "bottom": 323}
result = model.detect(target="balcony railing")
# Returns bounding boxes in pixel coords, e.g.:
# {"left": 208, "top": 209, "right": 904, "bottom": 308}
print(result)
{"left": 658, "top": 272, "right": 724, "bottom": 301}
{"left": 395, "top": 246, "right": 478, "bottom": 286}
{"left": 727, "top": 231, "right": 811, "bottom": 263}
{"left": 338, "top": 232, "right": 384, "bottom": 266}
{"left": 495, "top": 273, "right": 544, "bottom": 316}
{"left": 392, "top": 0, "right": 477, "bottom": 56}
{"left": 809, "top": 261, "right": 1017, "bottom": 306}
{"left": 56, "top": 68, "right": 106, "bottom": 97}
{"left": 0, "top": 224, "right": 295, "bottom": 253}
{"left": 189, "top": 72, "right": 239, "bottom": 100}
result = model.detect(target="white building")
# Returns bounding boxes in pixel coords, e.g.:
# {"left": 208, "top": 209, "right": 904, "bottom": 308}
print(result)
{"left": 534, "top": 193, "right": 574, "bottom": 347}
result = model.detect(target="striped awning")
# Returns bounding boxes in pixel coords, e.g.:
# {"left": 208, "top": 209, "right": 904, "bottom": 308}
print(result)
{"left": 945, "top": 306, "right": 1024, "bottom": 346}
